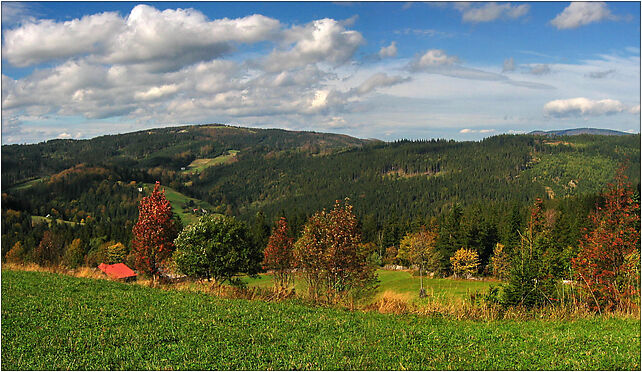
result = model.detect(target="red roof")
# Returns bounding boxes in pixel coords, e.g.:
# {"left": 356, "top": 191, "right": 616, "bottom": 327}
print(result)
{"left": 98, "top": 263, "right": 137, "bottom": 279}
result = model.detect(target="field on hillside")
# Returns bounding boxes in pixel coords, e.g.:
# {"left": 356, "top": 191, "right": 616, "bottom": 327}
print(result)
{"left": 2, "top": 270, "right": 640, "bottom": 370}
{"left": 244, "top": 269, "right": 497, "bottom": 304}
{"left": 141, "top": 183, "right": 218, "bottom": 225}
{"left": 182, "top": 150, "right": 239, "bottom": 174}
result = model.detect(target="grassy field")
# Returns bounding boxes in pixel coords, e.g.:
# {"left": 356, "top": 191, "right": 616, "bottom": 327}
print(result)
{"left": 2, "top": 269, "right": 639, "bottom": 370}
{"left": 31, "top": 215, "right": 84, "bottom": 227}
{"left": 182, "top": 150, "right": 239, "bottom": 174}
{"left": 142, "top": 183, "right": 218, "bottom": 225}
{"left": 244, "top": 269, "right": 497, "bottom": 304}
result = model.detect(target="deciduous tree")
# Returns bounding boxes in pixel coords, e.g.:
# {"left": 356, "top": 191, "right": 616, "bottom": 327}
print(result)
{"left": 263, "top": 217, "right": 294, "bottom": 291}
{"left": 131, "top": 182, "right": 178, "bottom": 282}
{"left": 294, "top": 199, "right": 377, "bottom": 303}
{"left": 572, "top": 170, "right": 641, "bottom": 312}
{"left": 173, "top": 215, "right": 262, "bottom": 285}
{"left": 450, "top": 248, "right": 480, "bottom": 279}
{"left": 397, "top": 227, "right": 441, "bottom": 297}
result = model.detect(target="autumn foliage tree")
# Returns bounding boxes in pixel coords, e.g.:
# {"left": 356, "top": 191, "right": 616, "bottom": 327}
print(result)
{"left": 263, "top": 217, "right": 294, "bottom": 291}
{"left": 294, "top": 199, "right": 377, "bottom": 303}
{"left": 450, "top": 248, "right": 480, "bottom": 279}
{"left": 131, "top": 182, "right": 179, "bottom": 282}
{"left": 33, "top": 231, "right": 63, "bottom": 266}
{"left": 572, "top": 170, "right": 641, "bottom": 312}
{"left": 397, "top": 227, "right": 441, "bottom": 297}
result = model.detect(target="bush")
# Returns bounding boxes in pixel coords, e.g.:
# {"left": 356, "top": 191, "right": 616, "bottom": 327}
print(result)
{"left": 62, "top": 238, "right": 85, "bottom": 269}
{"left": 173, "top": 215, "right": 262, "bottom": 285}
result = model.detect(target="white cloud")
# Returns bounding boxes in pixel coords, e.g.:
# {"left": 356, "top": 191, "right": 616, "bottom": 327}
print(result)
{"left": 460, "top": 128, "right": 496, "bottom": 134}
{"left": 378, "top": 42, "right": 397, "bottom": 59}
{"left": 455, "top": 2, "right": 530, "bottom": 23}
{"left": 134, "top": 84, "right": 179, "bottom": 101}
{"left": 551, "top": 2, "right": 616, "bottom": 30}
{"left": 262, "top": 18, "right": 363, "bottom": 72}
{"left": 411, "top": 49, "right": 459, "bottom": 69}
{"left": 351, "top": 73, "right": 409, "bottom": 95}
{"left": 630, "top": 105, "right": 640, "bottom": 114}
{"left": 2, "top": 12, "right": 124, "bottom": 67}
{"left": 2, "top": 5, "right": 281, "bottom": 70}
{"left": 543, "top": 97, "right": 625, "bottom": 117}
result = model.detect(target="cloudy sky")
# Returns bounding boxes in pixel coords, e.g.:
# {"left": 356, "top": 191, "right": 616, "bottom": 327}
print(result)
{"left": 1, "top": 1, "right": 640, "bottom": 144}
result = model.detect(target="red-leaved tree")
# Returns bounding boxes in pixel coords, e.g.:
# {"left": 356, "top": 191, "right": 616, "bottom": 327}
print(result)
{"left": 132, "top": 182, "right": 179, "bottom": 283}
{"left": 572, "top": 169, "right": 641, "bottom": 312}
{"left": 263, "top": 217, "right": 294, "bottom": 291}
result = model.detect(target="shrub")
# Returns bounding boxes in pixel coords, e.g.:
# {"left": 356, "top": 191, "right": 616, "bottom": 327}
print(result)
{"left": 173, "top": 215, "right": 262, "bottom": 285}
{"left": 5, "top": 241, "right": 26, "bottom": 264}
{"left": 106, "top": 242, "right": 127, "bottom": 264}
{"left": 62, "top": 238, "right": 85, "bottom": 269}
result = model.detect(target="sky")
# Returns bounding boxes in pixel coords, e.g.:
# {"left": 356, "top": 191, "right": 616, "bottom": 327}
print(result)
{"left": 1, "top": 1, "right": 640, "bottom": 144}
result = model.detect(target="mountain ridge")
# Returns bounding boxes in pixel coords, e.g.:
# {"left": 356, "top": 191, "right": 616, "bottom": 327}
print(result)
{"left": 528, "top": 128, "right": 633, "bottom": 136}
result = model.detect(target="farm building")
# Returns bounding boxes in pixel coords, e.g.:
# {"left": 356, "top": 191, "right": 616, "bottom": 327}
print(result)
{"left": 98, "top": 263, "right": 137, "bottom": 281}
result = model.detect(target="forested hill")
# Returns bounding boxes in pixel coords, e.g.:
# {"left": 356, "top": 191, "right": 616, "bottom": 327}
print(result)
{"left": 1, "top": 124, "right": 640, "bottom": 260}
{"left": 1, "top": 124, "right": 375, "bottom": 188}
{"left": 529, "top": 128, "right": 631, "bottom": 136}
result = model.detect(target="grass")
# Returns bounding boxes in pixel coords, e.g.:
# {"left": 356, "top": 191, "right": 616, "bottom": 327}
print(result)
{"left": 182, "top": 150, "right": 239, "bottom": 174}
{"left": 31, "top": 215, "right": 84, "bottom": 227}
{"left": 243, "top": 269, "right": 497, "bottom": 304}
{"left": 9, "top": 177, "right": 44, "bottom": 191}
{"left": 2, "top": 269, "right": 640, "bottom": 370}
{"left": 141, "top": 183, "right": 218, "bottom": 226}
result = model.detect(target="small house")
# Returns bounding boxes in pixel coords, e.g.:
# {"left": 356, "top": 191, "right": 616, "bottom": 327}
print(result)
{"left": 98, "top": 263, "right": 137, "bottom": 281}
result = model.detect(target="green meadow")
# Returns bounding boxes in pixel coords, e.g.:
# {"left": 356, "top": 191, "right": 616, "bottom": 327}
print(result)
{"left": 2, "top": 270, "right": 639, "bottom": 370}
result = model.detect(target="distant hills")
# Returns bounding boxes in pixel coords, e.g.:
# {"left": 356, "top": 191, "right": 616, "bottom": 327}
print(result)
{"left": 529, "top": 128, "right": 633, "bottom": 136}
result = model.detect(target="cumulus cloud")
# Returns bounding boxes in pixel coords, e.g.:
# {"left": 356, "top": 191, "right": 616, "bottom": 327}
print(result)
{"left": 2, "top": 12, "right": 124, "bottom": 67}
{"left": 378, "top": 42, "right": 397, "bottom": 59}
{"left": 410, "top": 49, "right": 459, "bottom": 69}
{"left": 630, "top": 105, "right": 640, "bottom": 114}
{"left": 455, "top": 2, "right": 530, "bottom": 23}
{"left": 551, "top": 2, "right": 617, "bottom": 30}
{"left": 2, "top": 5, "right": 281, "bottom": 70}
{"left": 543, "top": 97, "right": 625, "bottom": 117}
{"left": 503, "top": 57, "right": 516, "bottom": 72}
{"left": 262, "top": 18, "right": 363, "bottom": 72}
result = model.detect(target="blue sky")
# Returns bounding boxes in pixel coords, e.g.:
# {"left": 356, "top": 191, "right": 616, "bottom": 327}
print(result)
{"left": 2, "top": 1, "right": 640, "bottom": 144}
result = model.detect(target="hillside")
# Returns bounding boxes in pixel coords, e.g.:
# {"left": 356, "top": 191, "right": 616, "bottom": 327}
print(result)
{"left": 529, "top": 128, "right": 632, "bottom": 136}
{"left": 1, "top": 125, "right": 639, "bottom": 260}
{"left": 2, "top": 270, "right": 640, "bottom": 370}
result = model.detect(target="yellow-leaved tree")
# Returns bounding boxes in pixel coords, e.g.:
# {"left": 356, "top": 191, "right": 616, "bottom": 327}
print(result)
{"left": 450, "top": 248, "right": 480, "bottom": 279}
{"left": 397, "top": 227, "right": 441, "bottom": 297}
